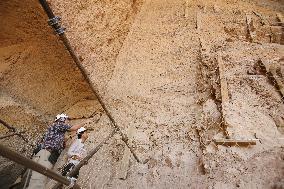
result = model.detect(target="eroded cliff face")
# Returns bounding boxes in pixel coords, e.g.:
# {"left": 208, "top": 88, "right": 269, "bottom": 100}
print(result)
{"left": 48, "top": 0, "right": 284, "bottom": 188}
{"left": 1, "top": 0, "right": 284, "bottom": 188}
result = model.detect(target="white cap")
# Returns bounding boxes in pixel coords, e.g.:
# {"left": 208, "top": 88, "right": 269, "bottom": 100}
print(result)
{"left": 77, "top": 127, "right": 87, "bottom": 134}
{"left": 55, "top": 113, "right": 68, "bottom": 122}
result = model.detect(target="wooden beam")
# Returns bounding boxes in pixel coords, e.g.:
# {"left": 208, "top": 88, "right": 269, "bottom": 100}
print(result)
{"left": 0, "top": 119, "right": 16, "bottom": 132}
{"left": 217, "top": 55, "right": 229, "bottom": 103}
{"left": 214, "top": 139, "right": 258, "bottom": 146}
{"left": 217, "top": 55, "right": 231, "bottom": 137}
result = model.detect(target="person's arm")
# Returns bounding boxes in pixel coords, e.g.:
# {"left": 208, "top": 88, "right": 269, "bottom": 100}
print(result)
{"left": 69, "top": 123, "right": 84, "bottom": 131}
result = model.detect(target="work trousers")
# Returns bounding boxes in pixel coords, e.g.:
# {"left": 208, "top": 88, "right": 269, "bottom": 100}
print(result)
{"left": 61, "top": 159, "right": 80, "bottom": 178}
{"left": 27, "top": 149, "right": 53, "bottom": 189}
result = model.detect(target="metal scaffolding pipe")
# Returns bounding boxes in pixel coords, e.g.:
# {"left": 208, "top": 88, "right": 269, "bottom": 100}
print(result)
{"left": 0, "top": 119, "right": 29, "bottom": 143}
{"left": 0, "top": 131, "right": 24, "bottom": 140}
{"left": 38, "top": 0, "right": 140, "bottom": 163}
{"left": 0, "top": 119, "right": 16, "bottom": 132}
{"left": 0, "top": 144, "right": 80, "bottom": 189}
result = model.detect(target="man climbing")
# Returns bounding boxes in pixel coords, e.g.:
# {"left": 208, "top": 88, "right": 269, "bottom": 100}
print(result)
{"left": 27, "top": 113, "right": 84, "bottom": 189}
{"left": 61, "top": 127, "right": 88, "bottom": 178}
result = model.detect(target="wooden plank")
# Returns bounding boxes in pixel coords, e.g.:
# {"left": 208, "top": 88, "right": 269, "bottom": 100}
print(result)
{"left": 0, "top": 119, "right": 29, "bottom": 143}
{"left": 0, "top": 119, "right": 16, "bottom": 132}
{"left": 117, "top": 127, "right": 134, "bottom": 180}
{"left": 217, "top": 55, "right": 230, "bottom": 137}
{"left": 214, "top": 139, "right": 258, "bottom": 146}
{"left": 217, "top": 55, "right": 229, "bottom": 103}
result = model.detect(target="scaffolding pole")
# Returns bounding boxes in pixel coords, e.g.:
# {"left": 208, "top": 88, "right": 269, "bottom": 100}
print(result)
{"left": 0, "top": 144, "right": 80, "bottom": 189}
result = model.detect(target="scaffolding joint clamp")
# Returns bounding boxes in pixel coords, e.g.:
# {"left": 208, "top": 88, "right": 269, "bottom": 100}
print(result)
{"left": 55, "top": 27, "right": 66, "bottom": 35}
{"left": 48, "top": 16, "right": 66, "bottom": 35}
{"left": 48, "top": 16, "right": 61, "bottom": 26}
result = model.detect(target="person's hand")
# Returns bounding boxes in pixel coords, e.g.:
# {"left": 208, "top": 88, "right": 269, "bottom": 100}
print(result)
{"left": 83, "top": 160, "right": 88, "bottom": 165}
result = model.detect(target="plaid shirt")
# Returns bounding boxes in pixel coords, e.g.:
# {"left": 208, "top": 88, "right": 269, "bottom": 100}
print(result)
{"left": 42, "top": 122, "right": 71, "bottom": 152}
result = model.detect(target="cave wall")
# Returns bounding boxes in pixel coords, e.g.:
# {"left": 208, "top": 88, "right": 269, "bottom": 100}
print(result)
{"left": 1, "top": 0, "right": 283, "bottom": 188}
{"left": 48, "top": 0, "right": 284, "bottom": 188}
{"left": 0, "top": 0, "right": 96, "bottom": 187}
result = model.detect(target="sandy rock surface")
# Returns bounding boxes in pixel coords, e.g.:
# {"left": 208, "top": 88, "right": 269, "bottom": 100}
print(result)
{"left": 0, "top": 0, "right": 284, "bottom": 188}
{"left": 46, "top": 0, "right": 284, "bottom": 188}
{"left": 0, "top": 0, "right": 96, "bottom": 188}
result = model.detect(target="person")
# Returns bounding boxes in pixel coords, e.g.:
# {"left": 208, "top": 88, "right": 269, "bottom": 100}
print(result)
{"left": 27, "top": 113, "right": 83, "bottom": 189}
{"left": 61, "top": 127, "right": 88, "bottom": 178}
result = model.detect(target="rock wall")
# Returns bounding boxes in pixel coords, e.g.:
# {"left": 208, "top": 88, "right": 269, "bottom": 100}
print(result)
{"left": 0, "top": 0, "right": 283, "bottom": 188}
{"left": 48, "top": 0, "right": 284, "bottom": 188}
{"left": 0, "top": 0, "right": 96, "bottom": 188}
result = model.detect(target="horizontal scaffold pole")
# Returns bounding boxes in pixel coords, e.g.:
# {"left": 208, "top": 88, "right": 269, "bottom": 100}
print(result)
{"left": 0, "top": 144, "right": 80, "bottom": 189}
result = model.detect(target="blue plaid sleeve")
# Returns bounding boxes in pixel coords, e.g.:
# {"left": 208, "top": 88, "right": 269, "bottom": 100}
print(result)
{"left": 56, "top": 124, "right": 71, "bottom": 132}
